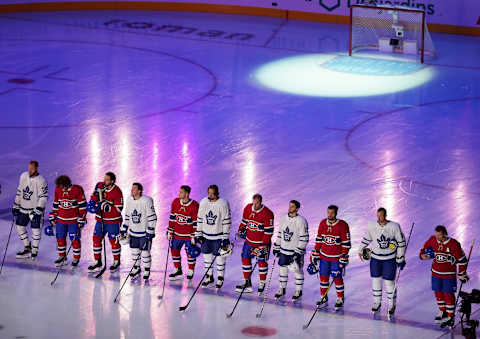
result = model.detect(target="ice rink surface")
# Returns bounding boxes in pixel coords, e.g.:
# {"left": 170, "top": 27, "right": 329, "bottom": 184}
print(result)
{"left": 0, "top": 9, "right": 479, "bottom": 339}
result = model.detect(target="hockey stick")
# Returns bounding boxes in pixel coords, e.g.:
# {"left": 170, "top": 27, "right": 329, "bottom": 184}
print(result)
{"left": 392, "top": 221, "right": 415, "bottom": 297}
{"left": 256, "top": 256, "right": 277, "bottom": 318}
{"left": 178, "top": 254, "right": 218, "bottom": 312}
{"left": 0, "top": 218, "right": 15, "bottom": 275}
{"left": 302, "top": 278, "right": 335, "bottom": 330}
{"left": 51, "top": 228, "right": 80, "bottom": 286}
{"left": 157, "top": 238, "right": 171, "bottom": 300}
{"left": 95, "top": 188, "right": 107, "bottom": 279}
{"left": 226, "top": 261, "right": 258, "bottom": 318}
{"left": 454, "top": 239, "right": 475, "bottom": 313}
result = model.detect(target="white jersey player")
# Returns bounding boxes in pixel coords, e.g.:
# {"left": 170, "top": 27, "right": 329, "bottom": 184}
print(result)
{"left": 358, "top": 207, "right": 406, "bottom": 316}
{"left": 195, "top": 184, "right": 232, "bottom": 289}
{"left": 272, "top": 200, "right": 309, "bottom": 301}
{"left": 12, "top": 161, "right": 48, "bottom": 259}
{"left": 120, "top": 183, "right": 157, "bottom": 280}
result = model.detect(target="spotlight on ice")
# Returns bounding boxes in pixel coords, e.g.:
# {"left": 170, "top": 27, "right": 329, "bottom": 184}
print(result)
{"left": 254, "top": 53, "right": 435, "bottom": 97}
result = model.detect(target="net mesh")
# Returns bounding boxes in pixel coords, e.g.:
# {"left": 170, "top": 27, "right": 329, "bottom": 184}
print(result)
{"left": 350, "top": 5, "right": 435, "bottom": 62}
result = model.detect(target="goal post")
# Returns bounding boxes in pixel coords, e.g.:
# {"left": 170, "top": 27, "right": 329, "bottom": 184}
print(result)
{"left": 349, "top": 4, "right": 435, "bottom": 63}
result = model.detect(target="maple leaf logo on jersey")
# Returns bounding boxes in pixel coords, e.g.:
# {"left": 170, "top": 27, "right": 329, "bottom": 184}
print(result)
{"left": 132, "top": 209, "right": 142, "bottom": 224}
{"left": 206, "top": 210, "right": 217, "bottom": 225}
{"left": 23, "top": 186, "right": 34, "bottom": 200}
{"left": 377, "top": 234, "right": 391, "bottom": 249}
{"left": 283, "top": 226, "right": 293, "bottom": 242}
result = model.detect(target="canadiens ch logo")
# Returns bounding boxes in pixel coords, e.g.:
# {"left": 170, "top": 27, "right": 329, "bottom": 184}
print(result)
{"left": 61, "top": 201, "right": 72, "bottom": 208}
{"left": 283, "top": 226, "right": 293, "bottom": 242}
{"left": 377, "top": 234, "right": 391, "bottom": 249}
{"left": 435, "top": 253, "right": 455, "bottom": 265}
{"left": 324, "top": 235, "right": 340, "bottom": 245}
{"left": 206, "top": 210, "right": 217, "bottom": 225}
{"left": 132, "top": 209, "right": 142, "bottom": 224}
{"left": 23, "top": 186, "right": 33, "bottom": 200}
{"left": 176, "top": 214, "right": 188, "bottom": 224}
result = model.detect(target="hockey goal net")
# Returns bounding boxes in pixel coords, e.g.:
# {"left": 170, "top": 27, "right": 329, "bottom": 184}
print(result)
{"left": 349, "top": 4, "right": 435, "bottom": 63}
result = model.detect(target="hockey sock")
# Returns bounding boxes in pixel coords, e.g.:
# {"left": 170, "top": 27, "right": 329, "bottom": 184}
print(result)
{"left": 241, "top": 257, "right": 252, "bottom": 280}
{"left": 384, "top": 279, "right": 396, "bottom": 307}
{"left": 171, "top": 249, "right": 181, "bottom": 269}
{"left": 57, "top": 238, "right": 67, "bottom": 257}
{"left": 141, "top": 250, "right": 151, "bottom": 269}
{"left": 16, "top": 225, "right": 30, "bottom": 247}
{"left": 279, "top": 266, "right": 288, "bottom": 288}
{"left": 320, "top": 275, "right": 330, "bottom": 296}
{"left": 131, "top": 248, "right": 140, "bottom": 265}
{"left": 109, "top": 237, "right": 121, "bottom": 261}
{"left": 93, "top": 235, "right": 103, "bottom": 260}
{"left": 203, "top": 253, "right": 213, "bottom": 276}
{"left": 334, "top": 277, "right": 345, "bottom": 299}
{"left": 434, "top": 291, "right": 446, "bottom": 312}
{"left": 187, "top": 253, "right": 196, "bottom": 271}
{"left": 294, "top": 271, "right": 304, "bottom": 291}
{"left": 444, "top": 292, "right": 455, "bottom": 317}
{"left": 72, "top": 239, "right": 81, "bottom": 260}
{"left": 217, "top": 255, "right": 226, "bottom": 278}
{"left": 372, "top": 277, "right": 382, "bottom": 304}
{"left": 258, "top": 260, "right": 268, "bottom": 281}
{"left": 31, "top": 228, "right": 41, "bottom": 253}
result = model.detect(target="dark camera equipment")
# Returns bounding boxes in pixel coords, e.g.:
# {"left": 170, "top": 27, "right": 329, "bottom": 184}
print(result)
{"left": 458, "top": 289, "right": 480, "bottom": 338}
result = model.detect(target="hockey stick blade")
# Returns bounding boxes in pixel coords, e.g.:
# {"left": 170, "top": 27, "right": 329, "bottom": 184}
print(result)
{"left": 157, "top": 295, "right": 164, "bottom": 300}
{"left": 95, "top": 267, "right": 106, "bottom": 279}
{"left": 178, "top": 305, "right": 187, "bottom": 312}
{"left": 226, "top": 312, "right": 233, "bottom": 318}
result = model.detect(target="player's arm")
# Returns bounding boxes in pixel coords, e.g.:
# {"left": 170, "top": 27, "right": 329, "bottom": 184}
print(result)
{"left": 296, "top": 219, "right": 309, "bottom": 256}
{"left": 454, "top": 241, "right": 468, "bottom": 282}
{"left": 13, "top": 173, "right": 23, "bottom": 211}
{"left": 221, "top": 201, "right": 232, "bottom": 241}
{"left": 340, "top": 223, "right": 351, "bottom": 266}
{"left": 76, "top": 187, "right": 87, "bottom": 227}
{"left": 112, "top": 189, "right": 124, "bottom": 214}
{"left": 146, "top": 197, "right": 157, "bottom": 239}
{"left": 358, "top": 224, "right": 373, "bottom": 260}
{"left": 34, "top": 176, "right": 48, "bottom": 215}
{"left": 195, "top": 201, "right": 204, "bottom": 237}
{"left": 238, "top": 205, "right": 249, "bottom": 234}
{"left": 311, "top": 223, "right": 322, "bottom": 263}
{"left": 168, "top": 200, "right": 176, "bottom": 238}
{"left": 49, "top": 188, "right": 59, "bottom": 224}
{"left": 261, "top": 211, "right": 274, "bottom": 245}
{"left": 191, "top": 202, "right": 199, "bottom": 238}
{"left": 395, "top": 224, "right": 407, "bottom": 264}
{"left": 121, "top": 200, "right": 130, "bottom": 236}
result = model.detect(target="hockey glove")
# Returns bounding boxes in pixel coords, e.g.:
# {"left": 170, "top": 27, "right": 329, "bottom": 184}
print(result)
{"left": 195, "top": 235, "right": 205, "bottom": 245}
{"left": 86, "top": 200, "right": 99, "bottom": 214}
{"left": 272, "top": 244, "right": 280, "bottom": 257}
{"left": 396, "top": 257, "right": 406, "bottom": 270}
{"left": 145, "top": 233, "right": 155, "bottom": 241}
{"left": 237, "top": 227, "right": 247, "bottom": 240}
{"left": 12, "top": 207, "right": 20, "bottom": 217}
{"left": 459, "top": 273, "right": 469, "bottom": 284}
{"left": 339, "top": 254, "right": 349, "bottom": 266}
{"left": 44, "top": 225, "right": 55, "bottom": 237}
{"left": 78, "top": 218, "right": 87, "bottom": 228}
{"left": 424, "top": 247, "right": 435, "bottom": 259}
{"left": 310, "top": 251, "right": 320, "bottom": 265}
{"left": 221, "top": 239, "right": 230, "bottom": 248}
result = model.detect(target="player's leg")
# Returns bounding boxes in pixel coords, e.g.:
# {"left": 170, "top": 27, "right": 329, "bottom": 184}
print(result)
{"left": 201, "top": 240, "right": 214, "bottom": 287}
{"left": 185, "top": 240, "right": 196, "bottom": 280}
{"left": 29, "top": 213, "right": 42, "bottom": 258}
{"left": 331, "top": 260, "right": 345, "bottom": 309}
{"left": 214, "top": 240, "right": 226, "bottom": 289}
{"left": 236, "top": 242, "right": 253, "bottom": 292}
{"left": 318, "top": 259, "right": 331, "bottom": 307}
{"left": 370, "top": 258, "right": 383, "bottom": 312}
{"left": 432, "top": 276, "right": 447, "bottom": 323}
{"left": 383, "top": 258, "right": 397, "bottom": 314}
{"left": 291, "top": 256, "right": 304, "bottom": 301}
{"left": 140, "top": 237, "right": 152, "bottom": 280}
{"left": 275, "top": 254, "right": 290, "bottom": 299}
{"left": 169, "top": 238, "right": 184, "bottom": 280}
{"left": 68, "top": 223, "right": 81, "bottom": 266}
{"left": 14, "top": 213, "right": 31, "bottom": 258}
{"left": 88, "top": 221, "right": 104, "bottom": 272}
{"left": 55, "top": 222, "right": 67, "bottom": 267}
{"left": 129, "top": 236, "right": 141, "bottom": 278}
{"left": 257, "top": 257, "right": 268, "bottom": 294}
{"left": 107, "top": 223, "right": 121, "bottom": 272}
{"left": 442, "top": 278, "right": 457, "bottom": 324}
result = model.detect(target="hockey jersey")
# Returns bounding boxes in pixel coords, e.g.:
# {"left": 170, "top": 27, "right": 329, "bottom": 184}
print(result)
{"left": 196, "top": 197, "right": 231, "bottom": 241}
{"left": 420, "top": 236, "right": 467, "bottom": 279}
{"left": 90, "top": 182, "right": 123, "bottom": 224}
{"left": 312, "top": 218, "right": 351, "bottom": 262}
{"left": 13, "top": 171, "right": 48, "bottom": 214}
{"left": 49, "top": 185, "right": 87, "bottom": 224}
{"left": 239, "top": 204, "right": 274, "bottom": 247}
{"left": 122, "top": 195, "right": 157, "bottom": 238}
{"left": 274, "top": 214, "right": 309, "bottom": 256}
{"left": 168, "top": 198, "right": 199, "bottom": 241}
{"left": 358, "top": 220, "right": 406, "bottom": 261}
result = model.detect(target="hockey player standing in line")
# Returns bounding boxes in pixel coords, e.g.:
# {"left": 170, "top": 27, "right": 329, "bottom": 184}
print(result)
{"left": 46, "top": 175, "right": 87, "bottom": 267}
{"left": 167, "top": 185, "right": 199, "bottom": 281}
{"left": 235, "top": 193, "right": 274, "bottom": 294}
{"left": 195, "top": 184, "right": 232, "bottom": 289}
{"left": 419, "top": 225, "right": 468, "bottom": 326}
{"left": 120, "top": 183, "right": 157, "bottom": 280}
{"left": 273, "top": 200, "right": 309, "bottom": 301}
{"left": 310, "top": 205, "right": 351, "bottom": 310}
{"left": 358, "top": 207, "right": 406, "bottom": 317}
{"left": 12, "top": 160, "right": 48, "bottom": 259}
{"left": 87, "top": 172, "right": 124, "bottom": 273}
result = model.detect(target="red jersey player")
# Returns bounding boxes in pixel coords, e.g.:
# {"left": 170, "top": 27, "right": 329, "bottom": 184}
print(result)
{"left": 420, "top": 225, "right": 468, "bottom": 326}
{"left": 86, "top": 172, "right": 124, "bottom": 273}
{"left": 167, "top": 185, "right": 199, "bottom": 281}
{"left": 46, "top": 175, "right": 87, "bottom": 267}
{"left": 310, "top": 205, "right": 351, "bottom": 310}
{"left": 235, "top": 194, "right": 274, "bottom": 294}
